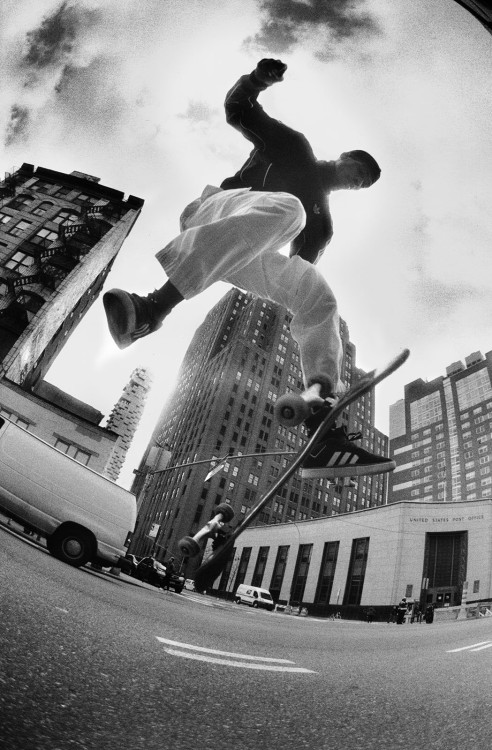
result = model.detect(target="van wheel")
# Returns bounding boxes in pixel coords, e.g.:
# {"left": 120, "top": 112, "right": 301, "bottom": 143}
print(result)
{"left": 49, "top": 526, "right": 95, "bottom": 567}
{"left": 235, "top": 597, "right": 241, "bottom": 605}
{"left": 252, "top": 601, "right": 258, "bottom": 608}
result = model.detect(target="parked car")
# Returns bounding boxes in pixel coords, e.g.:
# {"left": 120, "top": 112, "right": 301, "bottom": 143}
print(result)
{"left": 134, "top": 557, "right": 185, "bottom": 593}
{"left": 168, "top": 572, "right": 185, "bottom": 593}
{"left": 122, "top": 554, "right": 139, "bottom": 576}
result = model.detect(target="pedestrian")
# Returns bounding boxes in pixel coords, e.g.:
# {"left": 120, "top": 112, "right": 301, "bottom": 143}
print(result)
{"left": 387, "top": 606, "right": 397, "bottom": 624}
{"left": 425, "top": 604, "right": 435, "bottom": 624}
{"left": 396, "top": 597, "right": 407, "bottom": 624}
{"left": 103, "top": 58, "right": 392, "bottom": 479}
{"left": 365, "top": 606, "right": 376, "bottom": 623}
{"left": 163, "top": 556, "right": 176, "bottom": 591}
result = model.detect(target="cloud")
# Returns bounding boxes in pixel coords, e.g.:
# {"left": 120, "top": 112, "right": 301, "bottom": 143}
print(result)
{"left": 178, "top": 100, "right": 218, "bottom": 124}
{"left": 5, "top": 105, "right": 30, "bottom": 146}
{"left": 20, "top": 1, "right": 101, "bottom": 83}
{"left": 245, "top": 0, "right": 381, "bottom": 56}
{"left": 1, "top": 1, "right": 106, "bottom": 147}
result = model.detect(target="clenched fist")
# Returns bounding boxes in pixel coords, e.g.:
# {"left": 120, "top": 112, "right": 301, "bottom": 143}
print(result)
{"left": 254, "top": 58, "right": 287, "bottom": 86}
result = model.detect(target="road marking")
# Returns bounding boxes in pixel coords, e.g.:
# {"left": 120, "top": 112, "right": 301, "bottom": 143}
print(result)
{"left": 157, "top": 637, "right": 294, "bottom": 661}
{"left": 163, "top": 649, "right": 315, "bottom": 672}
{"left": 181, "top": 594, "right": 226, "bottom": 608}
{"left": 156, "top": 637, "right": 316, "bottom": 673}
{"left": 446, "top": 640, "right": 492, "bottom": 653}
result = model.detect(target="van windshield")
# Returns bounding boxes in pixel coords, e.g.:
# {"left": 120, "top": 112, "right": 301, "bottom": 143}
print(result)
{"left": 260, "top": 593, "right": 272, "bottom": 600}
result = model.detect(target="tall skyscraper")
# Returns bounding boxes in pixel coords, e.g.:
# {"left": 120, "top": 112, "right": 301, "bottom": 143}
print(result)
{"left": 0, "top": 164, "right": 143, "bottom": 388}
{"left": 104, "top": 367, "right": 152, "bottom": 481}
{"left": 389, "top": 350, "right": 492, "bottom": 503}
{"left": 131, "top": 288, "right": 390, "bottom": 562}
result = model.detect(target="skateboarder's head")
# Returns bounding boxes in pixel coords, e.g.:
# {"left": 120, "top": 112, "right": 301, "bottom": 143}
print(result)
{"left": 318, "top": 150, "right": 381, "bottom": 192}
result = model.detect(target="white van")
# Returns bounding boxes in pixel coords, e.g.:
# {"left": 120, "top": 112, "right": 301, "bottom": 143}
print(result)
{"left": 0, "top": 417, "right": 136, "bottom": 568}
{"left": 235, "top": 584, "right": 275, "bottom": 611}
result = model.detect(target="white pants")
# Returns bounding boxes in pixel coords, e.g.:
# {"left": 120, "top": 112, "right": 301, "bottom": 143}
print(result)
{"left": 156, "top": 186, "right": 344, "bottom": 395}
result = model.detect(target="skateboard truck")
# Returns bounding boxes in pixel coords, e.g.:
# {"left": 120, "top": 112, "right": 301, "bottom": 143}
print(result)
{"left": 178, "top": 502, "right": 234, "bottom": 558}
{"left": 274, "top": 383, "right": 328, "bottom": 427}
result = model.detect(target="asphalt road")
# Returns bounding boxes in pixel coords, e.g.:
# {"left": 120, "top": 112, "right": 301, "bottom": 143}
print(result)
{"left": 1, "top": 524, "right": 491, "bottom": 750}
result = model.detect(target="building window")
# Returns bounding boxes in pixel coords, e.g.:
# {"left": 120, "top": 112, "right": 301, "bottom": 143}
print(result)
{"left": 234, "top": 547, "right": 252, "bottom": 589}
{"left": 269, "top": 545, "right": 289, "bottom": 597}
{"left": 314, "top": 541, "right": 340, "bottom": 606}
{"left": 5, "top": 250, "right": 37, "bottom": 273}
{"left": 7, "top": 194, "right": 35, "bottom": 210}
{"left": 410, "top": 392, "right": 442, "bottom": 430}
{"left": 52, "top": 209, "right": 80, "bottom": 225}
{"left": 54, "top": 438, "right": 91, "bottom": 466}
{"left": 0, "top": 211, "right": 12, "bottom": 224}
{"left": 54, "top": 186, "right": 73, "bottom": 198}
{"left": 343, "top": 537, "right": 370, "bottom": 606}
{"left": 15, "top": 291, "right": 45, "bottom": 322}
{"left": 8, "top": 219, "right": 32, "bottom": 236}
{"left": 251, "top": 546, "right": 270, "bottom": 588}
{"left": 31, "top": 201, "right": 55, "bottom": 216}
{"left": 456, "top": 369, "right": 492, "bottom": 410}
{"left": 31, "top": 227, "right": 58, "bottom": 244}
{"left": 290, "top": 544, "right": 313, "bottom": 605}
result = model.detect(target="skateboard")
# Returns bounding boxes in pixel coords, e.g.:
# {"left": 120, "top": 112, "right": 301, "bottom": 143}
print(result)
{"left": 184, "top": 348, "right": 410, "bottom": 593}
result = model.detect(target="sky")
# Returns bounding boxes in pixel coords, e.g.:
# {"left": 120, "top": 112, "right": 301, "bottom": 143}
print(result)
{"left": 1, "top": 0, "right": 491, "bottom": 490}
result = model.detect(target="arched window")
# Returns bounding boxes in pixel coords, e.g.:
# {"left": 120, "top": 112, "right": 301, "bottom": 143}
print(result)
{"left": 32, "top": 201, "right": 55, "bottom": 216}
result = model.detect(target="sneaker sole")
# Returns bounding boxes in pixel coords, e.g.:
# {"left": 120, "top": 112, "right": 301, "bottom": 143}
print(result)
{"left": 300, "top": 459, "right": 396, "bottom": 479}
{"left": 103, "top": 289, "right": 137, "bottom": 349}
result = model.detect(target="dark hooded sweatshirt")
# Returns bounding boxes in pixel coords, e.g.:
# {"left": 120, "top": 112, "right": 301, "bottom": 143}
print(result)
{"left": 220, "top": 71, "right": 333, "bottom": 265}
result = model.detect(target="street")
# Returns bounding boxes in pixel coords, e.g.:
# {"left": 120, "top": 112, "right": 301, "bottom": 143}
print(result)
{"left": 1, "top": 525, "right": 491, "bottom": 750}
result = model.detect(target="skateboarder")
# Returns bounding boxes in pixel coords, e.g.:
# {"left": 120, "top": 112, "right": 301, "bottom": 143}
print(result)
{"left": 103, "top": 58, "right": 394, "bottom": 478}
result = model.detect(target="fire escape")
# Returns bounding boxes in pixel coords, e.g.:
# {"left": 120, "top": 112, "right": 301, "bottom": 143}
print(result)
{"left": 1, "top": 190, "right": 118, "bottom": 353}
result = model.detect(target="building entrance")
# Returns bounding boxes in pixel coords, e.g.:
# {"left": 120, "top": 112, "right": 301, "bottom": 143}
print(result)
{"left": 421, "top": 531, "right": 468, "bottom": 608}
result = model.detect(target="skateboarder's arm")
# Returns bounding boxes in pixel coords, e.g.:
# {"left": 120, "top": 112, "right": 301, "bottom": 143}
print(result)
{"left": 224, "top": 66, "right": 298, "bottom": 155}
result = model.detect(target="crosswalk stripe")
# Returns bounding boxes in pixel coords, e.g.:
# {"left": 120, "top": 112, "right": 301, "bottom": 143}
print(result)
{"left": 446, "top": 640, "right": 492, "bottom": 652}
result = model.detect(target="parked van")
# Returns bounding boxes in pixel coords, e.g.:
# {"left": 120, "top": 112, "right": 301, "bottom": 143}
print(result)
{"left": 0, "top": 417, "right": 136, "bottom": 568}
{"left": 235, "top": 584, "right": 275, "bottom": 611}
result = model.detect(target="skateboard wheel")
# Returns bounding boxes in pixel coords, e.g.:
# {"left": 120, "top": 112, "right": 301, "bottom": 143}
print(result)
{"left": 274, "top": 394, "right": 310, "bottom": 426}
{"left": 178, "top": 536, "right": 201, "bottom": 557}
{"left": 214, "top": 503, "right": 234, "bottom": 522}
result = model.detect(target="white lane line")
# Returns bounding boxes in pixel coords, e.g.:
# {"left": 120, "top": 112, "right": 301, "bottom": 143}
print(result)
{"left": 446, "top": 640, "right": 492, "bottom": 653}
{"left": 470, "top": 643, "right": 492, "bottom": 652}
{"left": 181, "top": 596, "right": 213, "bottom": 607}
{"left": 163, "top": 649, "right": 316, "bottom": 672}
{"left": 182, "top": 595, "right": 226, "bottom": 608}
{"left": 156, "top": 637, "right": 294, "bottom": 662}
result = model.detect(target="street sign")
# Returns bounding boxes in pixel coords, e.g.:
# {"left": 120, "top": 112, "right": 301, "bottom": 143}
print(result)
{"left": 148, "top": 523, "right": 160, "bottom": 539}
{"left": 205, "top": 460, "right": 226, "bottom": 482}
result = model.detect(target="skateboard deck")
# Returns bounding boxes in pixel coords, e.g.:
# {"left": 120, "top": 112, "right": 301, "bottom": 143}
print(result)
{"left": 192, "top": 348, "right": 410, "bottom": 592}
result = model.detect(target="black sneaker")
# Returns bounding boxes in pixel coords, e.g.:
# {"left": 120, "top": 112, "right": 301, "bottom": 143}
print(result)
{"left": 300, "top": 406, "right": 395, "bottom": 479}
{"left": 103, "top": 289, "right": 166, "bottom": 349}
